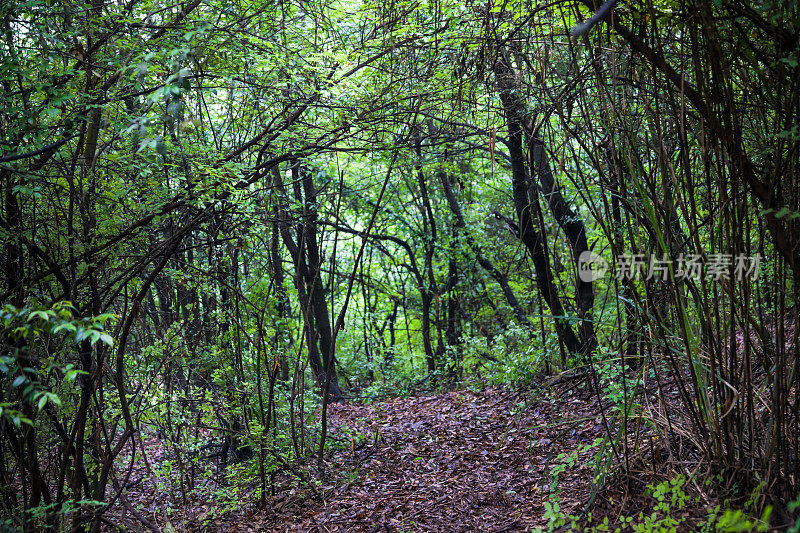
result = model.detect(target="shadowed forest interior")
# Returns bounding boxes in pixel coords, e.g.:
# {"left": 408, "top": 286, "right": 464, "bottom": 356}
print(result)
{"left": 1, "top": 0, "right": 800, "bottom": 530}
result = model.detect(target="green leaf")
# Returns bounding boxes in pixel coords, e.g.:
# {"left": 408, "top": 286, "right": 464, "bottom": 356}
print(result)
{"left": 52, "top": 322, "right": 77, "bottom": 334}
{"left": 87, "top": 330, "right": 98, "bottom": 345}
{"left": 27, "top": 310, "right": 51, "bottom": 322}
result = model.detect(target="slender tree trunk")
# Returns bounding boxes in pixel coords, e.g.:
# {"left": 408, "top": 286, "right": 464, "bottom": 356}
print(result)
{"left": 414, "top": 138, "right": 439, "bottom": 376}
{"left": 528, "top": 137, "right": 597, "bottom": 357}
{"left": 271, "top": 165, "right": 343, "bottom": 400}
{"left": 297, "top": 164, "right": 342, "bottom": 399}
{"left": 445, "top": 235, "right": 461, "bottom": 380}
{"left": 269, "top": 201, "right": 291, "bottom": 381}
{"left": 439, "top": 171, "right": 531, "bottom": 327}
{"left": 493, "top": 49, "right": 583, "bottom": 355}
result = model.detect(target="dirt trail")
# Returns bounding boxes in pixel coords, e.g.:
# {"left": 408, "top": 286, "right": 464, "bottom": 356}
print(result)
{"left": 270, "top": 386, "right": 605, "bottom": 532}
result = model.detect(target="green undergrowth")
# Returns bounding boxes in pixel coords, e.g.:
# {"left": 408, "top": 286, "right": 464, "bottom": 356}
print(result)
{"left": 535, "top": 445, "right": 796, "bottom": 533}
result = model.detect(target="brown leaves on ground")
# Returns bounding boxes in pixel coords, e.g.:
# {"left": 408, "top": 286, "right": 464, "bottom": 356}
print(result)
{"left": 262, "top": 385, "right": 606, "bottom": 532}
{"left": 108, "top": 374, "right": 745, "bottom": 532}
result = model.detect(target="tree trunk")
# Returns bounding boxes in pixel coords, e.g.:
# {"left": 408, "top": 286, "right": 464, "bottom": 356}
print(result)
{"left": 271, "top": 165, "right": 343, "bottom": 401}
{"left": 439, "top": 170, "right": 531, "bottom": 327}
{"left": 493, "top": 49, "right": 584, "bottom": 355}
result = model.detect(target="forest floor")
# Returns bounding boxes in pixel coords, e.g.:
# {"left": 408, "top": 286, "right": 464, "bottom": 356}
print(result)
{"left": 118, "top": 380, "right": 706, "bottom": 532}
{"left": 258, "top": 383, "right": 609, "bottom": 532}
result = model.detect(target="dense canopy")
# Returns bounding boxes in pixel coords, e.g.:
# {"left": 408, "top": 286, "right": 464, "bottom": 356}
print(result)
{"left": 1, "top": 0, "right": 799, "bottom": 530}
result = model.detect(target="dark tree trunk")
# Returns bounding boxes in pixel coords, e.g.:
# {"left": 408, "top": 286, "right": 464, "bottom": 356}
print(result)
{"left": 271, "top": 165, "right": 343, "bottom": 401}
{"left": 421, "top": 292, "right": 436, "bottom": 376}
{"left": 414, "top": 138, "right": 439, "bottom": 377}
{"left": 529, "top": 137, "right": 597, "bottom": 357}
{"left": 445, "top": 239, "right": 461, "bottom": 380}
{"left": 493, "top": 50, "right": 583, "bottom": 355}
{"left": 297, "top": 163, "right": 342, "bottom": 399}
{"left": 269, "top": 200, "right": 291, "bottom": 381}
{"left": 2, "top": 170, "right": 23, "bottom": 307}
{"left": 386, "top": 301, "right": 398, "bottom": 363}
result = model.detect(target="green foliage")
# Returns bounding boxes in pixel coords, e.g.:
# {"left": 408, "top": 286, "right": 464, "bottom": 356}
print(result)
{"left": 0, "top": 301, "right": 111, "bottom": 428}
{"left": 1, "top": 0, "right": 799, "bottom": 526}
{"left": 594, "top": 346, "right": 644, "bottom": 421}
{"left": 1, "top": 301, "right": 114, "bottom": 347}
{"left": 537, "top": 470, "right": 781, "bottom": 533}
{"left": 463, "top": 323, "right": 558, "bottom": 386}
{"left": 701, "top": 479, "right": 773, "bottom": 533}
{"left": 788, "top": 493, "right": 800, "bottom": 533}
{"left": 1, "top": 499, "right": 107, "bottom": 533}
{"left": 706, "top": 506, "right": 771, "bottom": 533}
{"left": 537, "top": 474, "right": 694, "bottom": 532}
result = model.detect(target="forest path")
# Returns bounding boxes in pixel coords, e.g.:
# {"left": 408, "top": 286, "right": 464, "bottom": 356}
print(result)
{"left": 276, "top": 386, "right": 606, "bottom": 532}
